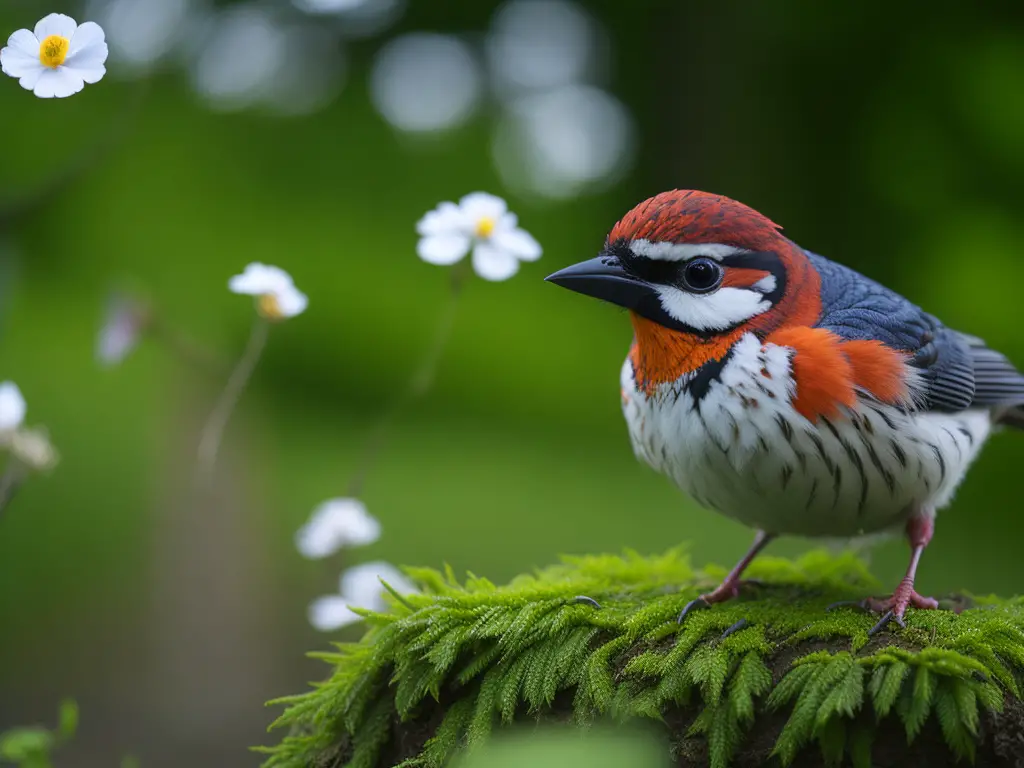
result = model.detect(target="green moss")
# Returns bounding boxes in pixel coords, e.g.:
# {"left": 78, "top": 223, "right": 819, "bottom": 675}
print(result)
{"left": 258, "top": 550, "right": 1024, "bottom": 768}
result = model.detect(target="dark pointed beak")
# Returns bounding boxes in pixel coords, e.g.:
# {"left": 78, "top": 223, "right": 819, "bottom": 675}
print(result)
{"left": 545, "top": 255, "right": 660, "bottom": 316}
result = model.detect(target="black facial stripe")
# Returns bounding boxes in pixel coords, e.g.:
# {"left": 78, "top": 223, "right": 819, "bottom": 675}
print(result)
{"left": 720, "top": 251, "right": 787, "bottom": 305}
{"left": 596, "top": 240, "right": 788, "bottom": 337}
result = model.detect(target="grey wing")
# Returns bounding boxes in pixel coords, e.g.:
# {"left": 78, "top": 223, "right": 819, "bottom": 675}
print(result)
{"left": 805, "top": 251, "right": 1024, "bottom": 421}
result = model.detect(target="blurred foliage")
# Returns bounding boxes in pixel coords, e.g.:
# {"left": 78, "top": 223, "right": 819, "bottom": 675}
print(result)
{"left": 450, "top": 727, "right": 668, "bottom": 768}
{"left": 0, "top": 700, "right": 77, "bottom": 768}
{"left": 1, "top": 1, "right": 1024, "bottom": 766}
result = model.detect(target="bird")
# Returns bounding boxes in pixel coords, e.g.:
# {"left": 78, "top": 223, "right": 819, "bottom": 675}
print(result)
{"left": 545, "top": 190, "right": 1024, "bottom": 634}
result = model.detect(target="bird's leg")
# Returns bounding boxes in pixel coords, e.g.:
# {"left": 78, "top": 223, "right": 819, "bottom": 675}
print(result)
{"left": 865, "top": 515, "right": 939, "bottom": 635}
{"left": 678, "top": 530, "right": 775, "bottom": 623}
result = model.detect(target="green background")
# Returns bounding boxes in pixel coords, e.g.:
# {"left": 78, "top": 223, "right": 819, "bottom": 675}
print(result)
{"left": 1, "top": 1, "right": 1024, "bottom": 765}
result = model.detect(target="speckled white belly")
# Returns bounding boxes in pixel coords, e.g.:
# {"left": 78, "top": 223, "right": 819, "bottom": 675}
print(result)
{"left": 621, "top": 334, "right": 992, "bottom": 537}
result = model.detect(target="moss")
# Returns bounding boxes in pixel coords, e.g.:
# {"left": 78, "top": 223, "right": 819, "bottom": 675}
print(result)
{"left": 258, "top": 549, "right": 1024, "bottom": 767}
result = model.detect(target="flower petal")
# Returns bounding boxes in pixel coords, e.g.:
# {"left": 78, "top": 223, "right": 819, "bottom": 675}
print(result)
{"left": 459, "top": 192, "right": 507, "bottom": 223}
{"left": 33, "top": 67, "right": 83, "bottom": 98}
{"left": 275, "top": 285, "right": 308, "bottom": 318}
{"left": 65, "top": 22, "right": 107, "bottom": 84}
{"left": 295, "top": 498, "right": 381, "bottom": 559}
{"left": 340, "top": 561, "right": 415, "bottom": 609}
{"left": 96, "top": 296, "right": 144, "bottom": 367}
{"left": 415, "top": 201, "right": 464, "bottom": 236}
{"left": 16, "top": 66, "right": 44, "bottom": 92}
{"left": 472, "top": 242, "right": 520, "bottom": 281}
{"left": 1, "top": 30, "right": 42, "bottom": 78}
{"left": 308, "top": 595, "right": 361, "bottom": 631}
{"left": 5, "top": 28, "right": 38, "bottom": 54}
{"left": 491, "top": 226, "right": 542, "bottom": 262}
{"left": 228, "top": 263, "right": 294, "bottom": 295}
{"left": 11, "top": 428, "right": 58, "bottom": 471}
{"left": 417, "top": 234, "right": 470, "bottom": 265}
{"left": 34, "top": 13, "right": 78, "bottom": 41}
{"left": 0, "top": 382, "right": 26, "bottom": 430}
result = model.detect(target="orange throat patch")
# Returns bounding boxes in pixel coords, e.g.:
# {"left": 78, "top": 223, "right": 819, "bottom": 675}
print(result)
{"left": 628, "top": 312, "right": 743, "bottom": 396}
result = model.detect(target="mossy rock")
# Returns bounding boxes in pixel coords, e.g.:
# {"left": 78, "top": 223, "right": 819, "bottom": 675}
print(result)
{"left": 259, "top": 550, "right": 1024, "bottom": 767}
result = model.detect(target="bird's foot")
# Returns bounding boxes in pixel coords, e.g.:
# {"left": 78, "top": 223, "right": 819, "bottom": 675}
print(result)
{"left": 843, "top": 579, "right": 938, "bottom": 635}
{"left": 678, "top": 579, "right": 744, "bottom": 624}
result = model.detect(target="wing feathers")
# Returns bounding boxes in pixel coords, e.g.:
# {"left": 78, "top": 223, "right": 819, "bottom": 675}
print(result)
{"left": 804, "top": 250, "right": 1024, "bottom": 415}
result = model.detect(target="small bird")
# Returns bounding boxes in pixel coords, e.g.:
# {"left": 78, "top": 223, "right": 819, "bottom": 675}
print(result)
{"left": 546, "top": 190, "right": 1024, "bottom": 633}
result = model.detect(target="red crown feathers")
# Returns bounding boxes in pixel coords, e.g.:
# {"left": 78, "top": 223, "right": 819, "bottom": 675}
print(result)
{"left": 609, "top": 190, "right": 784, "bottom": 250}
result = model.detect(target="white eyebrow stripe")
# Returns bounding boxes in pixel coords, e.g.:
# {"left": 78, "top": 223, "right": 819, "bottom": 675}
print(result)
{"left": 629, "top": 240, "right": 747, "bottom": 262}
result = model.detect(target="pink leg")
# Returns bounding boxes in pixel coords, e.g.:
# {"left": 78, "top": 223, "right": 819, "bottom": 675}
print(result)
{"left": 678, "top": 530, "right": 775, "bottom": 623}
{"left": 866, "top": 516, "right": 939, "bottom": 634}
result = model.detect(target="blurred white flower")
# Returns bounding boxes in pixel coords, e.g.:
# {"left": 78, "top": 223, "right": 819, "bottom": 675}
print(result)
{"left": 0, "top": 384, "right": 58, "bottom": 472}
{"left": 0, "top": 382, "right": 26, "bottom": 432}
{"left": 486, "top": 0, "right": 601, "bottom": 97}
{"left": 493, "top": 85, "right": 635, "bottom": 200}
{"left": 228, "top": 263, "right": 308, "bottom": 320}
{"left": 295, "top": 498, "right": 381, "bottom": 559}
{"left": 293, "top": 0, "right": 369, "bottom": 13}
{"left": 189, "top": 6, "right": 287, "bottom": 111}
{"left": 309, "top": 560, "right": 416, "bottom": 631}
{"left": 85, "top": 0, "right": 191, "bottom": 71}
{"left": 97, "top": 293, "right": 148, "bottom": 367}
{"left": 11, "top": 427, "right": 59, "bottom": 471}
{"left": 416, "top": 192, "right": 542, "bottom": 281}
{"left": 1, "top": 14, "right": 108, "bottom": 98}
{"left": 370, "top": 33, "right": 482, "bottom": 133}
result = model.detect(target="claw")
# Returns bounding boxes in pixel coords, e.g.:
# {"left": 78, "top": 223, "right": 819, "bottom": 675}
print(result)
{"left": 868, "top": 609, "right": 906, "bottom": 636}
{"left": 677, "top": 596, "right": 711, "bottom": 624}
{"left": 719, "top": 618, "right": 749, "bottom": 640}
{"left": 572, "top": 595, "right": 601, "bottom": 609}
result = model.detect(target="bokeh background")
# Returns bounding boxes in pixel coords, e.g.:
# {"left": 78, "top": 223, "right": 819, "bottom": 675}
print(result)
{"left": 2, "top": 0, "right": 1024, "bottom": 764}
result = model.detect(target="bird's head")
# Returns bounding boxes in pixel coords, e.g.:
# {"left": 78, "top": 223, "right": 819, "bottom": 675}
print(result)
{"left": 547, "top": 190, "right": 820, "bottom": 336}
{"left": 546, "top": 190, "right": 823, "bottom": 391}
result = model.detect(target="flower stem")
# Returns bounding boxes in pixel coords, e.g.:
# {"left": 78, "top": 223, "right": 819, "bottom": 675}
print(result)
{"left": 346, "top": 264, "right": 469, "bottom": 497}
{"left": 196, "top": 317, "right": 270, "bottom": 478}
{"left": 0, "top": 460, "right": 26, "bottom": 519}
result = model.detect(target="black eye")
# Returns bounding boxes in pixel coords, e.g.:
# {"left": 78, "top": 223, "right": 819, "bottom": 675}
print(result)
{"left": 681, "top": 257, "right": 723, "bottom": 293}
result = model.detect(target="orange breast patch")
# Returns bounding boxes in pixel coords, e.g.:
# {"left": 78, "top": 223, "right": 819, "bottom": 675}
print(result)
{"left": 766, "top": 327, "right": 912, "bottom": 421}
{"left": 766, "top": 327, "right": 856, "bottom": 421}
{"left": 839, "top": 339, "right": 912, "bottom": 406}
{"left": 629, "top": 312, "right": 744, "bottom": 395}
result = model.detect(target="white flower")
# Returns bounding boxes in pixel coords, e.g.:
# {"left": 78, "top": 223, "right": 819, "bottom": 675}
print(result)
{"left": 11, "top": 427, "right": 58, "bottom": 471}
{"left": 0, "top": 382, "right": 26, "bottom": 432}
{"left": 416, "top": 192, "right": 542, "bottom": 281}
{"left": 295, "top": 498, "right": 381, "bottom": 559}
{"left": 97, "top": 294, "right": 148, "bottom": 367}
{"left": 1, "top": 14, "right": 108, "bottom": 98}
{"left": 308, "top": 561, "right": 416, "bottom": 631}
{"left": 228, "top": 263, "right": 308, "bottom": 320}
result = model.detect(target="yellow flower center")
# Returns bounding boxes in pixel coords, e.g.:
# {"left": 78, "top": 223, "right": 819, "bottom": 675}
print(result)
{"left": 475, "top": 216, "right": 496, "bottom": 239}
{"left": 257, "top": 294, "right": 285, "bottom": 321}
{"left": 38, "top": 35, "right": 70, "bottom": 69}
